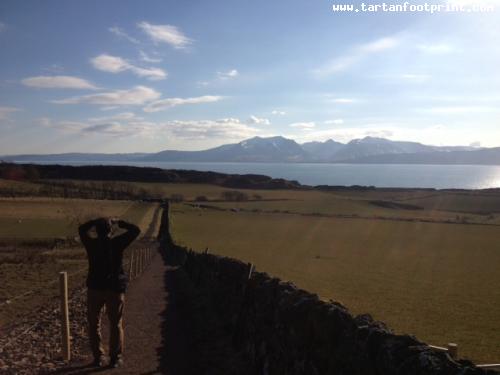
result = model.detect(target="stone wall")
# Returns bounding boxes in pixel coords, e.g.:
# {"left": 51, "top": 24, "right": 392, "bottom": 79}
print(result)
{"left": 160, "top": 203, "right": 495, "bottom": 375}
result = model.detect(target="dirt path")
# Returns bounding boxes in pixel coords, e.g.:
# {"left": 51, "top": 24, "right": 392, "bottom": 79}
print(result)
{"left": 55, "top": 248, "right": 194, "bottom": 375}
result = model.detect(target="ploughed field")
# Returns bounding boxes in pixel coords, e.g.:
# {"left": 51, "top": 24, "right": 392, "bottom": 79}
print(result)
{"left": 170, "top": 188, "right": 500, "bottom": 364}
{"left": 0, "top": 195, "right": 160, "bottom": 326}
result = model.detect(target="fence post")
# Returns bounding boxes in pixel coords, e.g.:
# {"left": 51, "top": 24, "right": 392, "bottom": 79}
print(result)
{"left": 129, "top": 252, "right": 134, "bottom": 280}
{"left": 135, "top": 249, "right": 140, "bottom": 276}
{"left": 447, "top": 343, "right": 458, "bottom": 359}
{"left": 59, "top": 272, "right": 71, "bottom": 362}
{"left": 247, "top": 263, "right": 254, "bottom": 280}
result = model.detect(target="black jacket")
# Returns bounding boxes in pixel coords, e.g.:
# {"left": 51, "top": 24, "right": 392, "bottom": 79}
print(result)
{"left": 79, "top": 221, "right": 140, "bottom": 292}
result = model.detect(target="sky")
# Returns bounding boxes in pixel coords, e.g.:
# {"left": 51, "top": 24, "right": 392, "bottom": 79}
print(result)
{"left": 0, "top": 0, "right": 499, "bottom": 154}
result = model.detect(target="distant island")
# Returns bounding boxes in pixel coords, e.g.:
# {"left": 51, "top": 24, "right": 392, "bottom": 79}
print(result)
{"left": 3, "top": 136, "right": 500, "bottom": 165}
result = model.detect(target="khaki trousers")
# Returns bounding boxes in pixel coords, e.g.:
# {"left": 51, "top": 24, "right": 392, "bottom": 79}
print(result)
{"left": 87, "top": 288, "right": 125, "bottom": 360}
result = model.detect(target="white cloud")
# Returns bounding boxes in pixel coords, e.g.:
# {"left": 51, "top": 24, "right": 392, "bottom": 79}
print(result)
{"left": 247, "top": 116, "right": 271, "bottom": 125}
{"left": 164, "top": 119, "right": 259, "bottom": 140}
{"left": 360, "top": 37, "right": 399, "bottom": 53}
{"left": 138, "top": 21, "right": 192, "bottom": 49}
{"left": 144, "top": 95, "right": 223, "bottom": 112}
{"left": 88, "top": 112, "right": 142, "bottom": 123}
{"left": 91, "top": 54, "right": 167, "bottom": 81}
{"left": 217, "top": 69, "right": 239, "bottom": 80}
{"left": 400, "top": 74, "right": 431, "bottom": 83}
{"left": 48, "top": 115, "right": 261, "bottom": 141}
{"left": 290, "top": 122, "right": 316, "bottom": 130}
{"left": 295, "top": 126, "right": 396, "bottom": 143}
{"left": 52, "top": 86, "right": 161, "bottom": 106}
{"left": 424, "top": 106, "right": 498, "bottom": 114}
{"left": 22, "top": 76, "right": 98, "bottom": 89}
{"left": 139, "top": 50, "right": 162, "bottom": 63}
{"left": 0, "top": 22, "right": 5, "bottom": 32}
{"left": 109, "top": 26, "right": 140, "bottom": 44}
{"left": 314, "top": 36, "right": 399, "bottom": 76}
{"left": 329, "top": 98, "right": 357, "bottom": 104}
{"left": 0, "top": 106, "right": 20, "bottom": 120}
{"left": 271, "top": 110, "right": 286, "bottom": 115}
{"left": 417, "top": 44, "right": 455, "bottom": 54}
{"left": 324, "top": 119, "right": 344, "bottom": 125}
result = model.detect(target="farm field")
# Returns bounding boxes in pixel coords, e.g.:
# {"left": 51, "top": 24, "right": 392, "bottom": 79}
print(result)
{"left": 0, "top": 196, "right": 161, "bottom": 326}
{"left": 2, "top": 178, "right": 500, "bottom": 363}
{"left": 171, "top": 196, "right": 500, "bottom": 364}
{"left": 0, "top": 197, "right": 159, "bottom": 239}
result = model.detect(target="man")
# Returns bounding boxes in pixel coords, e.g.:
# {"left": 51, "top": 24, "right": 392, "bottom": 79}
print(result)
{"left": 79, "top": 217, "right": 140, "bottom": 368}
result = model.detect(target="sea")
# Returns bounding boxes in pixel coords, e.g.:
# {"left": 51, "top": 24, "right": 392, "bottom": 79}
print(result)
{"left": 28, "top": 161, "right": 500, "bottom": 189}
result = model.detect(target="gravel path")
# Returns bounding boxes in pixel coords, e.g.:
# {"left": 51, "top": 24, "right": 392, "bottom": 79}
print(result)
{"left": 53, "top": 249, "right": 193, "bottom": 375}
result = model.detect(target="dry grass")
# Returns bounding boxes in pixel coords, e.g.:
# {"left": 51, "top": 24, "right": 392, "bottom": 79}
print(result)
{"left": 0, "top": 198, "right": 158, "bottom": 239}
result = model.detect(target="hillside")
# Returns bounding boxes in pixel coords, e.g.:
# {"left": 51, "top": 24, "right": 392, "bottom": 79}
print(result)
{"left": 2, "top": 135, "right": 496, "bottom": 164}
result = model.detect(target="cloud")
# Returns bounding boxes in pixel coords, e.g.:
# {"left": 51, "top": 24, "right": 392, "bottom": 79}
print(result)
{"left": 139, "top": 50, "right": 162, "bottom": 63}
{"left": 138, "top": 21, "right": 192, "bottom": 49}
{"left": 295, "top": 126, "right": 396, "bottom": 143}
{"left": 217, "top": 69, "right": 239, "bottom": 80}
{"left": 109, "top": 26, "right": 140, "bottom": 44}
{"left": 143, "top": 95, "right": 223, "bottom": 112}
{"left": 247, "top": 116, "right": 270, "bottom": 125}
{"left": 52, "top": 86, "right": 161, "bottom": 105}
{"left": 0, "top": 106, "right": 20, "bottom": 120}
{"left": 399, "top": 74, "right": 431, "bottom": 83}
{"left": 417, "top": 44, "right": 455, "bottom": 54}
{"left": 324, "top": 119, "right": 344, "bottom": 125}
{"left": 271, "top": 110, "right": 286, "bottom": 115}
{"left": 90, "top": 54, "right": 167, "bottom": 81}
{"left": 49, "top": 115, "right": 261, "bottom": 141}
{"left": 0, "top": 22, "right": 6, "bottom": 32}
{"left": 88, "top": 112, "right": 142, "bottom": 123}
{"left": 424, "top": 106, "right": 498, "bottom": 114}
{"left": 328, "top": 98, "right": 357, "bottom": 104}
{"left": 290, "top": 122, "right": 316, "bottom": 130}
{"left": 164, "top": 119, "right": 259, "bottom": 140}
{"left": 22, "top": 75, "right": 98, "bottom": 89}
{"left": 314, "top": 36, "right": 399, "bottom": 76}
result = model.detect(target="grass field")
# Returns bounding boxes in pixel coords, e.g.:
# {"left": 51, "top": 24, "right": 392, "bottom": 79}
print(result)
{"left": 0, "top": 196, "right": 160, "bottom": 326}
{"left": 2, "top": 179, "right": 500, "bottom": 363}
{"left": 171, "top": 196, "right": 500, "bottom": 364}
{"left": 0, "top": 197, "right": 158, "bottom": 239}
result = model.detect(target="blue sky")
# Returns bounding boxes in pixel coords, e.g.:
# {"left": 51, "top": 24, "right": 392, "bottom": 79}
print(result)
{"left": 0, "top": 0, "right": 499, "bottom": 154}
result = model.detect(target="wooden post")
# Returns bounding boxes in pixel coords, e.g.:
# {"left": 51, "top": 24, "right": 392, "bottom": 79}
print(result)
{"left": 447, "top": 343, "right": 458, "bottom": 359}
{"left": 59, "top": 272, "right": 71, "bottom": 362}
{"left": 135, "top": 250, "right": 139, "bottom": 276}
{"left": 248, "top": 263, "right": 254, "bottom": 280}
{"left": 129, "top": 252, "right": 134, "bottom": 280}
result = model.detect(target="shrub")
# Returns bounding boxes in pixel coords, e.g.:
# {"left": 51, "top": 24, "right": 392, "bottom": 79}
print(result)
{"left": 221, "top": 190, "right": 249, "bottom": 201}
{"left": 170, "top": 193, "right": 185, "bottom": 203}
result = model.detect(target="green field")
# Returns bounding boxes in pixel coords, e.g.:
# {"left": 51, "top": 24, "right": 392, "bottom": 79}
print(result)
{"left": 0, "top": 195, "right": 160, "bottom": 326}
{"left": 2, "top": 178, "right": 500, "bottom": 364}
{"left": 170, "top": 191, "right": 500, "bottom": 364}
{"left": 0, "top": 197, "right": 159, "bottom": 239}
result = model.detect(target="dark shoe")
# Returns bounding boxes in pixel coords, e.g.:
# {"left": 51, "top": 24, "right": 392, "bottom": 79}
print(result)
{"left": 91, "top": 357, "right": 105, "bottom": 367}
{"left": 109, "top": 357, "right": 123, "bottom": 368}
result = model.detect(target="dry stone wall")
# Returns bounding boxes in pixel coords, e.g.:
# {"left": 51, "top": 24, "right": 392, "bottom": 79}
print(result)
{"left": 160, "top": 203, "right": 495, "bottom": 375}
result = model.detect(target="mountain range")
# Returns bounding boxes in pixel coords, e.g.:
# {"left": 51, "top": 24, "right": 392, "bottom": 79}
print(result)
{"left": 3, "top": 136, "right": 500, "bottom": 165}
